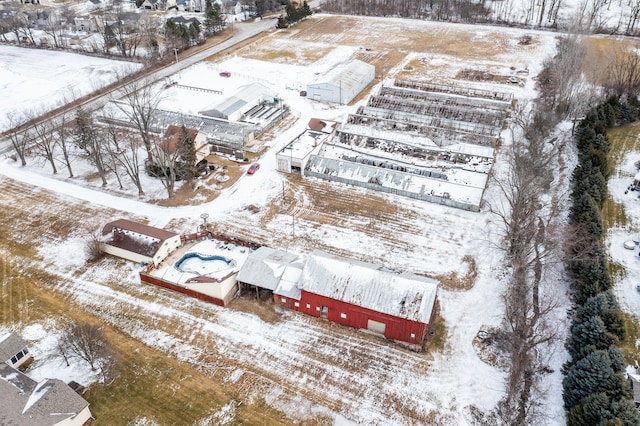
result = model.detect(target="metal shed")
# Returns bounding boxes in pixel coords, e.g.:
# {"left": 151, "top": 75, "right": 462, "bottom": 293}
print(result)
{"left": 306, "top": 60, "right": 375, "bottom": 104}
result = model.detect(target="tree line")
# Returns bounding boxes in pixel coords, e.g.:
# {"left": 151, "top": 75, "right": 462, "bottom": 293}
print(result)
{"left": 276, "top": 1, "right": 312, "bottom": 28}
{"left": 320, "top": 0, "right": 640, "bottom": 35}
{"left": 563, "top": 97, "right": 640, "bottom": 425}
{"left": 474, "top": 34, "right": 640, "bottom": 425}
{"left": 7, "top": 79, "right": 201, "bottom": 199}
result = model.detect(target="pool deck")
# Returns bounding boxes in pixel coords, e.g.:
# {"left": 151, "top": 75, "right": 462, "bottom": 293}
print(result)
{"left": 150, "top": 238, "right": 251, "bottom": 285}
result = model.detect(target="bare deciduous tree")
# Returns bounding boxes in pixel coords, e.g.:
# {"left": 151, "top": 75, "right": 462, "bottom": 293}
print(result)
{"left": 112, "top": 79, "right": 165, "bottom": 161}
{"left": 603, "top": 44, "right": 640, "bottom": 99}
{"left": 74, "top": 107, "right": 109, "bottom": 186}
{"left": 101, "top": 116, "right": 146, "bottom": 196}
{"left": 488, "top": 107, "right": 564, "bottom": 425}
{"left": 6, "top": 113, "right": 33, "bottom": 167}
{"left": 32, "top": 117, "right": 59, "bottom": 174}
{"left": 59, "top": 321, "right": 118, "bottom": 383}
{"left": 56, "top": 114, "right": 76, "bottom": 178}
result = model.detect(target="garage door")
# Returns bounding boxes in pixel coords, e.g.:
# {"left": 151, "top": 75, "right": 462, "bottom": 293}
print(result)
{"left": 367, "top": 319, "right": 386, "bottom": 334}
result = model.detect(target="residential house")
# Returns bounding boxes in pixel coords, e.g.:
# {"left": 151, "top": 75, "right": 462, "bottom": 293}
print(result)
{"left": 141, "top": 0, "right": 177, "bottom": 10}
{"left": 0, "top": 332, "right": 33, "bottom": 369}
{"left": 155, "top": 124, "right": 209, "bottom": 170}
{"left": 74, "top": 15, "right": 99, "bottom": 32}
{"left": 0, "top": 363, "right": 93, "bottom": 426}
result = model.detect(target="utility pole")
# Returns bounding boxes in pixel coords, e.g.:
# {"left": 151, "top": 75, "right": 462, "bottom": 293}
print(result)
{"left": 173, "top": 48, "right": 179, "bottom": 64}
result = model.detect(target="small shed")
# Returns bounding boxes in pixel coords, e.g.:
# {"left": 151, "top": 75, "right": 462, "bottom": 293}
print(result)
{"left": 101, "top": 219, "right": 182, "bottom": 266}
{"left": 274, "top": 250, "right": 438, "bottom": 349}
{"left": 306, "top": 60, "right": 375, "bottom": 105}
{"left": 0, "top": 332, "right": 32, "bottom": 369}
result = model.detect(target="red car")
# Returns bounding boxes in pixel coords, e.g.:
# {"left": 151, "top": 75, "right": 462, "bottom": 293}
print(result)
{"left": 247, "top": 163, "right": 260, "bottom": 175}
{"left": 219, "top": 71, "right": 231, "bottom": 77}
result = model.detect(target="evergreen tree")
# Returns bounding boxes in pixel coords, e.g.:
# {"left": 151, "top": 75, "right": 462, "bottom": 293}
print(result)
{"left": 563, "top": 349, "right": 616, "bottom": 409}
{"left": 569, "top": 192, "right": 603, "bottom": 237}
{"left": 188, "top": 21, "right": 200, "bottom": 42}
{"left": 175, "top": 126, "right": 197, "bottom": 181}
{"left": 302, "top": 0, "right": 312, "bottom": 16}
{"left": 569, "top": 316, "right": 615, "bottom": 355}
{"left": 567, "top": 392, "right": 610, "bottom": 426}
{"left": 205, "top": 1, "right": 225, "bottom": 33}
{"left": 276, "top": 15, "right": 288, "bottom": 28}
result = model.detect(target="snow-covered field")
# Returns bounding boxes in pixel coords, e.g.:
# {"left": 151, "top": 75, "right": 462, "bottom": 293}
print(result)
{"left": 0, "top": 15, "right": 586, "bottom": 424}
{"left": 0, "top": 46, "right": 142, "bottom": 132}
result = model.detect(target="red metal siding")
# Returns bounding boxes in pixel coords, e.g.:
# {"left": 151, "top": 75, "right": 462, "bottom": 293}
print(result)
{"left": 275, "top": 290, "right": 428, "bottom": 347}
{"left": 140, "top": 272, "right": 234, "bottom": 306}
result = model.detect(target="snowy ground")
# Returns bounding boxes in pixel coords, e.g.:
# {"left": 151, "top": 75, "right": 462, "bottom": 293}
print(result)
{"left": 0, "top": 46, "right": 142, "bottom": 132}
{"left": 607, "top": 151, "right": 640, "bottom": 314}
{"left": 0, "top": 15, "right": 576, "bottom": 425}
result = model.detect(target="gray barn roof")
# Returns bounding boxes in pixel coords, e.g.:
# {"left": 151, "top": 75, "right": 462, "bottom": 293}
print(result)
{"left": 0, "top": 332, "right": 28, "bottom": 363}
{"left": 0, "top": 363, "right": 90, "bottom": 426}
{"left": 295, "top": 250, "right": 438, "bottom": 324}
{"left": 236, "top": 247, "right": 300, "bottom": 291}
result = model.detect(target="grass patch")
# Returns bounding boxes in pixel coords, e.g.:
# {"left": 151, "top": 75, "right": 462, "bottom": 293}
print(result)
{"left": 608, "top": 260, "right": 628, "bottom": 283}
{"left": 85, "top": 333, "right": 289, "bottom": 425}
{"left": 228, "top": 295, "right": 284, "bottom": 324}
{"left": 434, "top": 255, "right": 477, "bottom": 291}
{"left": 425, "top": 303, "right": 447, "bottom": 353}
{"left": 607, "top": 121, "right": 640, "bottom": 171}
{"left": 602, "top": 196, "right": 628, "bottom": 231}
{"left": 619, "top": 311, "right": 640, "bottom": 364}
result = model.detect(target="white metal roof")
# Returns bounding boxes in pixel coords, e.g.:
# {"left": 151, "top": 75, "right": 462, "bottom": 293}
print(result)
{"left": 236, "top": 247, "right": 300, "bottom": 291}
{"left": 297, "top": 251, "right": 438, "bottom": 324}
{"left": 199, "top": 82, "right": 277, "bottom": 119}
{"left": 309, "top": 60, "right": 374, "bottom": 92}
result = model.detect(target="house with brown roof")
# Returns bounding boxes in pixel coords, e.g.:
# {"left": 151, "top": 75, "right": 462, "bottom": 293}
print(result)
{"left": 0, "top": 363, "right": 93, "bottom": 426}
{"left": 0, "top": 332, "right": 33, "bottom": 369}
{"left": 100, "top": 219, "right": 182, "bottom": 267}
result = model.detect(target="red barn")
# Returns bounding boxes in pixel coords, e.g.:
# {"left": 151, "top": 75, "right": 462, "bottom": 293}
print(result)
{"left": 274, "top": 251, "right": 438, "bottom": 350}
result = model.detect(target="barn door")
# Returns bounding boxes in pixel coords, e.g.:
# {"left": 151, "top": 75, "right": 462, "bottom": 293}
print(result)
{"left": 367, "top": 319, "right": 386, "bottom": 334}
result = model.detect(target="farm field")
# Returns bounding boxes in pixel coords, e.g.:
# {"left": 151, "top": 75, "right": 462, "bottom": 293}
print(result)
{"left": 4, "top": 13, "right": 637, "bottom": 424}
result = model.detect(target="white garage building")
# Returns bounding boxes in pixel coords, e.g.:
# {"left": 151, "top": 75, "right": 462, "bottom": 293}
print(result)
{"left": 306, "top": 60, "right": 375, "bottom": 104}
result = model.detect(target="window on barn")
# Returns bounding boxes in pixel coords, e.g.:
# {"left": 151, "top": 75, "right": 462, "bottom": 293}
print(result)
{"left": 410, "top": 333, "right": 416, "bottom": 339}
{"left": 294, "top": 302, "right": 300, "bottom": 307}
{"left": 306, "top": 304, "right": 311, "bottom": 309}
{"left": 281, "top": 298, "right": 287, "bottom": 303}
{"left": 320, "top": 306, "right": 328, "bottom": 318}
{"left": 340, "top": 313, "right": 347, "bottom": 319}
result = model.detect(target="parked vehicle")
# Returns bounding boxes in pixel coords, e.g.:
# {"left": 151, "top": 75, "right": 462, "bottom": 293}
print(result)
{"left": 219, "top": 71, "right": 231, "bottom": 77}
{"left": 247, "top": 163, "right": 260, "bottom": 175}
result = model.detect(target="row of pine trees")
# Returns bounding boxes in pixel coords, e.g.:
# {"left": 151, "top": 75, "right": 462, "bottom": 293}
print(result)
{"left": 563, "top": 97, "right": 640, "bottom": 425}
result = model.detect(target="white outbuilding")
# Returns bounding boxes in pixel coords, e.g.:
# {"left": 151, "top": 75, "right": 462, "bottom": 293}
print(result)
{"left": 306, "top": 60, "right": 375, "bottom": 104}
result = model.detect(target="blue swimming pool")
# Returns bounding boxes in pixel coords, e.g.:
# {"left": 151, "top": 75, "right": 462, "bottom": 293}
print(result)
{"left": 174, "top": 252, "right": 235, "bottom": 275}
